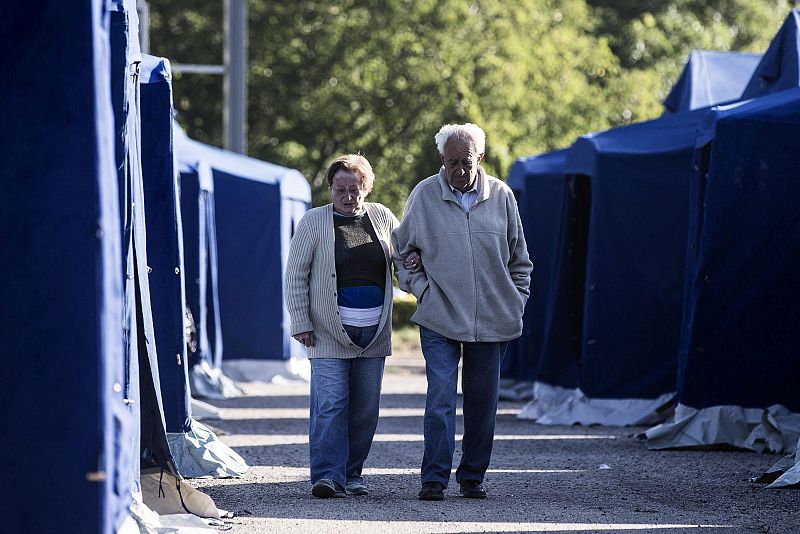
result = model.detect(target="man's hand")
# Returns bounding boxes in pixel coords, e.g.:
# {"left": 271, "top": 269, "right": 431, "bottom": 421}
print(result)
{"left": 293, "top": 331, "right": 315, "bottom": 347}
{"left": 404, "top": 250, "right": 423, "bottom": 273}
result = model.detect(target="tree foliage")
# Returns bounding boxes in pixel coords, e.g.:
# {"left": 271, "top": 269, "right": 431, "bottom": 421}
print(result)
{"left": 148, "top": 0, "right": 793, "bottom": 214}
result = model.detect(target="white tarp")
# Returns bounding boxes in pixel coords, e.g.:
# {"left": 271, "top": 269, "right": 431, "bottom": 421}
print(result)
{"left": 644, "top": 403, "right": 800, "bottom": 454}
{"left": 518, "top": 381, "right": 674, "bottom": 426}
{"left": 167, "top": 420, "right": 248, "bottom": 478}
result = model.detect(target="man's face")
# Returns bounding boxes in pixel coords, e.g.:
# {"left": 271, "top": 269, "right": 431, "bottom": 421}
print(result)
{"left": 441, "top": 137, "right": 484, "bottom": 192}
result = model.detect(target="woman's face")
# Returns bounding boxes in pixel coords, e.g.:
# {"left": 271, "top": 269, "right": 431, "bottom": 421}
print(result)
{"left": 330, "top": 170, "right": 367, "bottom": 215}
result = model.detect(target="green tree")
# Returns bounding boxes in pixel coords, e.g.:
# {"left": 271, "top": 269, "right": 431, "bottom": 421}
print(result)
{"left": 590, "top": 0, "right": 793, "bottom": 122}
{"left": 147, "top": 0, "right": 795, "bottom": 214}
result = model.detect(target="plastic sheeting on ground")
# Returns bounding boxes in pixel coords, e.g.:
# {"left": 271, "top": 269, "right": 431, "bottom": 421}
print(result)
{"left": 645, "top": 404, "right": 800, "bottom": 454}
{"left": 519, "top": 383, "right": 674, "bottom": 426}
{"left": 166, "top": 420, "right": 248, "bottom": 478}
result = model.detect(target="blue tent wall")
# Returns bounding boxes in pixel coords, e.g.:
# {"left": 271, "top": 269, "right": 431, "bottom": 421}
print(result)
{"left": 177, "top": 148, "right": 225, "bottom": 374}
{"left": 741, "top": 9, "right": 800, "bottom": 99}
{"left": 175, "top": 133, "right": 310, "bottom": 362}
{"left": 1, "top": 1, "right": 131, "bottom": 532}
{"left": 505, "top": 150, "right": 568, "bottom": 383}
{"left": 535, "top": 173, "right": 589, "bottom": 392}
{"left": 109, "top": 0, "right": 177, "bottom": 480}
{"left": 563, "top": 109, "right": 707, "bottom": 401}
{"left": 214, "top": 171, "right": 283, "bottom": 359}
{"left": 140, "top": 55, "right": 192, "bottom": 433}
{"left": 679, "top": 88, "right": 800, "bottom": 412}
{"left": 664, "top": 50, "right": 761, "bottom": 112}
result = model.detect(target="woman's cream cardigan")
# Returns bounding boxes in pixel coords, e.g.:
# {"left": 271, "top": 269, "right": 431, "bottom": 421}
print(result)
{"left": 284, "top": 202, "right": 398, "bottom": 358}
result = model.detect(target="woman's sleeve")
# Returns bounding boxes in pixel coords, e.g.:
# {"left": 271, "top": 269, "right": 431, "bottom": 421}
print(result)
{"left": 284, "top": 214, "right": 315, "bottom": 334}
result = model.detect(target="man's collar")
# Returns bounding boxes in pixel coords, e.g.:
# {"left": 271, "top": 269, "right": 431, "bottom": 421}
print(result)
{"left": 449, "top": 179, "right": 479, "bottom": 195}
{"left": 438, "top": 166, "right": 486, "bottom": 201}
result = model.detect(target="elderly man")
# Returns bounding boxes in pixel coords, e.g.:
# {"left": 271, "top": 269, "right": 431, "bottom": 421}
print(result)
{"left": 393, "top": 123, "right": 533, "bottom": 501}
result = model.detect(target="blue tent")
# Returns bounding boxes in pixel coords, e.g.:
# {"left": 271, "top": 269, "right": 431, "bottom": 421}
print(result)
{"left": 108, "top": 0, "right": 179, "bottom": 494}
{"left": 1, "top": 2, "right": 131, "bottom": 531}
{"left": 175, "top": 130, "right": 310, "bottom": 377}
{"left": 141, "top": 54, "right": 248, "bottom": 477}
{"left": 645, "top": 88, "right": 800, "bottom": 454}
{"left": 503, "top": 150, "right": 569, "bottom": 400}
{"left": 529, "top": 108, "right": 708, "bottom": 426}
{"left": 140, "top": 55, "right": 192, "bottom": 438}
{"left": 741, "top": 9, "right": 800, "bottom": 99}
{"left": 664, "top": 50, "right": 761, "bottom": 112}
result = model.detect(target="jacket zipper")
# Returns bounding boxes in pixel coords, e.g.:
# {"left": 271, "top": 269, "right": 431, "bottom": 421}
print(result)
{"left": 465, "top": 209, "right": 479, "bottom": 342}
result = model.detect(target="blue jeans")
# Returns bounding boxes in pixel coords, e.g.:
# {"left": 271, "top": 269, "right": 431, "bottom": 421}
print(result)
{"left": 309, "top": 356, "right": 385, "bottom": 486}
{"left": 343, "top": 323, "right": 378, "bottom": 349}
{"left": 419, "top": 326, "right": 507, "bottom": 487}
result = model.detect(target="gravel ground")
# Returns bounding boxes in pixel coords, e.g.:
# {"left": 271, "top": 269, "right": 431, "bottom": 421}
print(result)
{"left": 189, "top": 364, "right": 800, "bottom": 533}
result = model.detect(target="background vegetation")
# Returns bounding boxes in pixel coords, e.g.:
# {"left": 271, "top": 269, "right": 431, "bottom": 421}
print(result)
{"left": 149, "top": 0, "right": 793, "bottom": 215}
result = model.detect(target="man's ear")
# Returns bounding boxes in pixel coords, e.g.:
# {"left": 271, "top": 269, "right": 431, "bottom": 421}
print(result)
{"left": 477, "top": 152, "right": 485, "bottom": 163}
{"left": 440, "top": 153, "right": 445, "bottom": 165}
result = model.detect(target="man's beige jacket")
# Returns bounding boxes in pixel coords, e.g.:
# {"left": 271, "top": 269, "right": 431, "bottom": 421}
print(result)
{"left": 392, "top": 167, "right": 533, "bottom": 342}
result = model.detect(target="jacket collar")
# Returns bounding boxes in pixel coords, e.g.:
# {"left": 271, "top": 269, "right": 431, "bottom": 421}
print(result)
{"left": 437, "top": 166, "right": 489, "bottom": 204}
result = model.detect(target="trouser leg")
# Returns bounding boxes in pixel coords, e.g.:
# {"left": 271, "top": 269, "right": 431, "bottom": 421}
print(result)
{"left": 345, "top": 356, "right": 385, "bottom": 484}
{"left": 309, "top": 358, "right": 350, "bottom": 486}
{"left": 456, "top": 341, "right": 506, "bottom": 484}
{"left": 419, "top": 326, "right": 461, "bottom": 486}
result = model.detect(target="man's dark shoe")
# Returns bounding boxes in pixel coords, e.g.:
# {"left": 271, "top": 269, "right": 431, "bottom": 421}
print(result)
{"left": 312, "top": 479, "right": 346, "bottom": 499}
{"left": 459, "top": 480, "right": 487, "bottom": 499}
{"left": 417, "top": 481, "right": 445, "bottom": 501}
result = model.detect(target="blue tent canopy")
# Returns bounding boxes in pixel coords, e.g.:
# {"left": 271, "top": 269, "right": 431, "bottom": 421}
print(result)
{"left": 664, "top": 50, "right": 761, "bottom": 112}
{"left": 505, "top": 150, "right": 569, "bottom": 385}
{"left": 680, "top": 88, "right": 800, "bottom": 412}
{"left": 176, "top": 147, "right": 222, "bottom": 376}
{"left": 175, "top": 131, "right": 310, "bottom": 364}
{"left": 1, "top": 1, "right": 130, "bottom": 531}
{"left": 140, "top": 55, "right": 192, "bottom": 434}
{"left": 555, "top": 108, "right": 708, "bottom": 420}
{"left": 740, "top": 9, "right": 800, "bottom": 99}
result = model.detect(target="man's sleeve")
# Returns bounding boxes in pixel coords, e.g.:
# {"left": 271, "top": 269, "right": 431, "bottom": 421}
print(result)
{"left": 391, "top": 192, "right": 429, "bottom": 298}
{"left": 507, "top": 193, "right": 533, "bottom": 300}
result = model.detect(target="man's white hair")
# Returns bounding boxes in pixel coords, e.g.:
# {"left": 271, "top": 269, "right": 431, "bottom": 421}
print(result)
{"left": 434, "top": 123, "right": 486, "bottom": 154}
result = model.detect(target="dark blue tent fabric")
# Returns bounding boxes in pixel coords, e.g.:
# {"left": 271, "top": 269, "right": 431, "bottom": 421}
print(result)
{"left": 214, "top": 171, "right": 283, "bottom": 359}
{"left": 664, "top": 50, "right": 761, "bottom": 112}
{"left": 140, "top": 55, "right": 193, "bottom": 434}
{"left": 1, "top": 1, "right": 131, "bottom": 532}
{"left": 109, "top": 0, "right": 176, "bottom": 481}
{"left": 679, "top": 88, "right": 800, "bottom": 411}
{"left": 563, "top": 109, "right": 707, "bottom": 399}
{"left": 535, "top": 173, "right": 589, "bottom": 391}
{"left": 741, "top": 9, "right": 800, "bottom": 99}
{"left": 176, "top": 132, "right": 310, "bottom": 362}
{"left": 505, "top": 150, "right": 568, "bottom": 382}
{"left": 178, "top": 153, "right": 225, "bottom": 370}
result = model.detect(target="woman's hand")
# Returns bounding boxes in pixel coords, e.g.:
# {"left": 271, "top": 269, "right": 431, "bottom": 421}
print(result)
{"left": 404, "top": 250, "right": 423, "bottom": 273}
{"left": 293, "top": 331, "right": 315, "bottom": 347}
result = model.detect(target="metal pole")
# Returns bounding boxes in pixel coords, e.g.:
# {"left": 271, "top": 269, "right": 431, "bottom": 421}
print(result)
{"left": 136, "top": 0, "right": 150, "bottom": 54}
{"left": 224, "top": 0, "right": 247, "bottom": 154}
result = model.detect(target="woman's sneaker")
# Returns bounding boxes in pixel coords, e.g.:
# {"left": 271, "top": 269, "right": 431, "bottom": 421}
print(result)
{"left": 345, "top": 481, "right": 369, "bottom": 496}
{"left": 312, "top": 479, "right": 346, "bottom": 498}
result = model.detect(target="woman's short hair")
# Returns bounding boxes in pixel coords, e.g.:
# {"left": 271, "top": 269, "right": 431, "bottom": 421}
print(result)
{"left": 325, "top": 154, "right": 375, "bottom": 193}
{"left": 434, "top": 123, "right": 486, "bottom": 154}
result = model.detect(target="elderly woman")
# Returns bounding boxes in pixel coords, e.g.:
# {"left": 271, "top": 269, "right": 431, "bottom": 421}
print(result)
{"left": 285, "top": 154, "right": 419, "bottom": 499}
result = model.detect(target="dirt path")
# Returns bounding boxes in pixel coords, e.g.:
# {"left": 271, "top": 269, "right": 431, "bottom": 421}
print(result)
{"left": 190, "top": 364, "right": 800, "bottom": 533}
